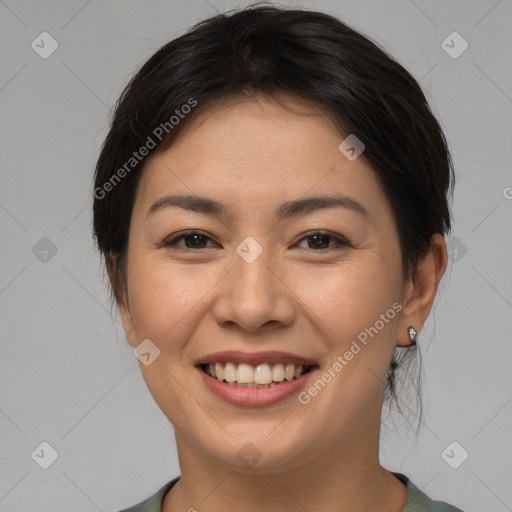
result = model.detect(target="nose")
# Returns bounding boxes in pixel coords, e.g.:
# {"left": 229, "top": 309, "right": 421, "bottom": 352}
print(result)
{"left": 212, "top": 247, "right": 296, "bottom": 333}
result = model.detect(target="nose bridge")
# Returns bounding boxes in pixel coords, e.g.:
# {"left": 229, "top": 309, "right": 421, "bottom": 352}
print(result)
{"left": 234, "top": 242, "right": 274, "bottom": 296}
{"left": 212, "top": 237, "right": 295, "bottom": 331}
{"left": 232, "top": 239, "right": 279, "bottom": 309}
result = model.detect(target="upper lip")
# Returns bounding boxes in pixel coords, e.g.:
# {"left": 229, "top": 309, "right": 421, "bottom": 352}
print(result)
{"left": 195, "top": 351, "right": 319, "bottom": 367}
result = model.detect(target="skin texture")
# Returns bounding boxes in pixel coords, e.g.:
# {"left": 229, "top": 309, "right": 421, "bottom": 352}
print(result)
{"left": 116, "top": 94, "right": 448, "bottom": 512}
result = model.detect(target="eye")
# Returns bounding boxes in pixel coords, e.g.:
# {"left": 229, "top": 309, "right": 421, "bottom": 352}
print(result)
{"left": 163, "top": 231, "right": 217, "bottom": 250}
{"left": 162, "top": 230, "right": 350, "bottom": 252}
{"left": 295, "top": 231, "right": 350, "bottom": 251}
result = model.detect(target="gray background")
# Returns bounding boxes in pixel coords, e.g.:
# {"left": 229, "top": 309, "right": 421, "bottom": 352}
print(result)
{"left": 1, "top": 0, "right": 511, "bottom": 511}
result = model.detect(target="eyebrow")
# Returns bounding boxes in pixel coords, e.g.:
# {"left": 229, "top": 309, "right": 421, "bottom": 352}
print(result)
{"left": 146, "top": 193, "right": 369, "bottom": 220}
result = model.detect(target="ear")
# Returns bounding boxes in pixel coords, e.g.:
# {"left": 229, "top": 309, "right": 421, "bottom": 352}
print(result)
{"left": 106, "top": 253, "right": 137, "bottom": 348}
{"left": 396, "top": 234, "right": 448, "bottom": 346}
{"left": 118, "top": 294, "right": 138, "bottom": 348}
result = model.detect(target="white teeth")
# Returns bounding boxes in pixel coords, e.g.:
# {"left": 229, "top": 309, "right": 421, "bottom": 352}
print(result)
{"left": 272, "top": 364, "right": 285, "bottom": 382}
{"left": 253, "top": 363, "right": 272, "bottom": 384}
{"left": 224, "top": 362, "right": 237, "bottom": 382}
{"left": 205, "top": 362, "right": 307, "bottom": 385}
{"left": 215, "top": 363, "right": 223, "bottom": 380}
{"left": 236, "top": 363, "right": 254, "bottom": 383}
{"left": 284, "top": 363, "right": 295, "bottom": 381}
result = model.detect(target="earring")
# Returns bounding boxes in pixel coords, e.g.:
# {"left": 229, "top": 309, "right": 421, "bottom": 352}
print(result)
{"left": 407, "top": 326, "right": 417, "bottom": 347}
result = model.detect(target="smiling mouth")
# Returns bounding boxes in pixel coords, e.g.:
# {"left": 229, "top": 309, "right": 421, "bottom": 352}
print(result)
{"left": 198, "top": 362, "right": 318, "bottom": 388}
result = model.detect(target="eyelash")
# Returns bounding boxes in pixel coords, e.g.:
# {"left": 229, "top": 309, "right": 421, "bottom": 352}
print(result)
{"left": 162, "top": 230, "right": 350, "bottom": 252}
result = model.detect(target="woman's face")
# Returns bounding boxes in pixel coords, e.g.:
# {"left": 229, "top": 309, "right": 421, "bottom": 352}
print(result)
{"left": 118, "top": 94, "right": 418, "bottom": 472}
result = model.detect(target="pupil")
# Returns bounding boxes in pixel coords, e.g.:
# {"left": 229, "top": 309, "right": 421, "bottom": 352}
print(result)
{"left": 309, "top": 234, "right": 329, "bottom": 249}
{"left": 186, "top": 234, "right": 206, "bottom": 248}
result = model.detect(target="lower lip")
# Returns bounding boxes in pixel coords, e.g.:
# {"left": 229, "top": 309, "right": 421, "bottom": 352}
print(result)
{"left": 196, "top": 366, "right": 318, "bottom": 407}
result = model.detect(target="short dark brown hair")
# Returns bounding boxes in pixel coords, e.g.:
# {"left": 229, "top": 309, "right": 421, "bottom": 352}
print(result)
{"left": 92, "top": 4, "right": 454, "bottom": 422}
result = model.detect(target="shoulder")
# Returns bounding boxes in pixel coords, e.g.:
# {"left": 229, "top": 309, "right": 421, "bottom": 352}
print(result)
{"left": 116, "top": 476, "right": 180, "bottom": 512}
{"left": 395, "top": 472, "right": 465, "bottom": 512}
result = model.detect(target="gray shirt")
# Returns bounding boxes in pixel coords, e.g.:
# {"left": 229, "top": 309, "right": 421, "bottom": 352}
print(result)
{"left": 117, "top": 472, "right": 464, "bottom": 511}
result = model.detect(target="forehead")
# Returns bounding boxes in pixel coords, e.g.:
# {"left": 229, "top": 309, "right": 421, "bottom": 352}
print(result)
{"left": 133, "top": 95, "right": 392, "bottom": 227}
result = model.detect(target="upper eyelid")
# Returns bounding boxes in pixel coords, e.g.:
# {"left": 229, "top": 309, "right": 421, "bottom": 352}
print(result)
{"left": 298, "top": 230, "right": 349, "bottom": 241}
{"left": 165, "top": 230, "right": 217, "bottom": 244}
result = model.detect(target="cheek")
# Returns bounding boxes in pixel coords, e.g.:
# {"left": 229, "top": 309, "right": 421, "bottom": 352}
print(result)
{"left": 126, "top": 256, "right": 222, "bottom": 344}
{"left": 291, "top": 257, "right": 401, "bottom": 342}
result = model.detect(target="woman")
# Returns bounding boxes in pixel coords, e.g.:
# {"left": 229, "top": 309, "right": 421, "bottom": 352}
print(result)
{"left": 93, "top": 5, "right": 464, "bottom": 511}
